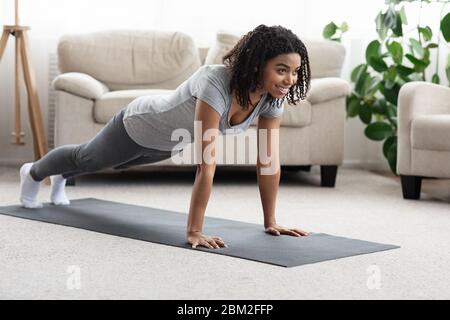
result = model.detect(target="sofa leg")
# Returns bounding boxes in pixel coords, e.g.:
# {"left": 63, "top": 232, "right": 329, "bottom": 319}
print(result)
{"left": 66, "top": 177, "right": 76, "bottom": 186}
{"left": 400, "top": 175, "right": 422, "bottom": 200}
{"left": 320, "top": 165, "right": 338, "bottom": 187}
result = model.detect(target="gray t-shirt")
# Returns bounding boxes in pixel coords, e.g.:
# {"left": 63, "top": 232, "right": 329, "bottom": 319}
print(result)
{"left": 122, "top": 64, "right": 284, "bottom": 151}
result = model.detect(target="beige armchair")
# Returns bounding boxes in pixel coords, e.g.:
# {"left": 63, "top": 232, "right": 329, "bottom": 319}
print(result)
{"left": 52, "top": 30, "right": 349, "bottom": 187}
{"left": 397, "top": 81, "right": 450, "bottom": 199}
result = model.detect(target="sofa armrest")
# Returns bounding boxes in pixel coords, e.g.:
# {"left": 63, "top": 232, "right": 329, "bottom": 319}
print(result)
{"left": 398, "top": 81, "right": 450, "bottom": 123}
{"left": 397, "top": 81, "right": 450, "bottom": 175}
{"left": 307, "top": 78, "right": 350, "bottom": 105}
{"left": 52, "top": 72, "right": 109, "bottom": 100}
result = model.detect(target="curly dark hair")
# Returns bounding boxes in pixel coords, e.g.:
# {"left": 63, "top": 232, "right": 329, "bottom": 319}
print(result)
{"left": 222, "top": 24, "right": 311, "bottom": 110}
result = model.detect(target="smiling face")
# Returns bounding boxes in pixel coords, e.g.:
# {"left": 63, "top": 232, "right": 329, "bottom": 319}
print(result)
{"left": 257, "top": 53, "right": 302, "bottom": 98}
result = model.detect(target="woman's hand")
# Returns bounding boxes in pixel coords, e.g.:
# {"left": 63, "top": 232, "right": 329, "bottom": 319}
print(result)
{"left": 187, "top": 231, "right": 227, "bottom": 249}
{"left": 265, "top": 224, "right": 309, "bottom": 237}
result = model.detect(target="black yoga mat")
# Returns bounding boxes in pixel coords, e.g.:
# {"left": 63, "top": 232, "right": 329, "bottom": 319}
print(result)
{"left": 0, "top": 198, "right": 399, "bottom": 267}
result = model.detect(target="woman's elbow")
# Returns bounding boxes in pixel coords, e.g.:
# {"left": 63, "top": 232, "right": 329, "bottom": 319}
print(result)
{"left": 197, "top": 163, "right": 216, "bottom": 177}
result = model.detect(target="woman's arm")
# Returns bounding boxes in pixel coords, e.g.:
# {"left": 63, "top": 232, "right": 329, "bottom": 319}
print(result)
{"left": 256, "top": 115, "right": 309, "bottom": 236}
{"left": 186, "top": 99, "right": 226, "bottom": 248}
{"left": 256, "top": 115, "right": 281, "bottom": 228}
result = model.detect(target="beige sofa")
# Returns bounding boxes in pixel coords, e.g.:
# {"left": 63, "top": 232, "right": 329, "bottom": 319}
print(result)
{"left": 397, "top": 81, "right": 450, "bottom": 199}
{"left": 52, "top": 30, "right": 349, "bottom": 186}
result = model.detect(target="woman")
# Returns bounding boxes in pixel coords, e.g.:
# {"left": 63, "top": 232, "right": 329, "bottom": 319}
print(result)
{"left": 19, "top": 24, "right": 311, "bottom": 249}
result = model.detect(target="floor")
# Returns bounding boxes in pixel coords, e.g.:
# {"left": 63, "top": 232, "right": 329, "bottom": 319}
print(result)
{"left": 0, "top": 165, "right": 449, "bottom": 299}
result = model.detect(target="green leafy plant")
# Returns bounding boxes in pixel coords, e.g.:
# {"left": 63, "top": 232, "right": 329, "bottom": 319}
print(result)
{"left": 323, "top": 0, "right": 450, "bottom": 174}
{"left": 323, "top": 21, "right": 349, "bottom": 42}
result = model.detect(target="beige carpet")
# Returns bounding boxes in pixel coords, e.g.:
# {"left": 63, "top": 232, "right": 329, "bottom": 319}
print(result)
{"left": 1, "top": 165, "right": 449, "bottom": 299}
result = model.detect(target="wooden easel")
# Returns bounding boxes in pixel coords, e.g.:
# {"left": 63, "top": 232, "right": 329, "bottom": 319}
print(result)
{"left": 0, "top": 0, "right": 48, "bottom": 161}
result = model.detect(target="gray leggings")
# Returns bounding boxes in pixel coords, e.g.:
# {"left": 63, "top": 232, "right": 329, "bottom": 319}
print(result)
{"left": 30, "top": 109, "right": 177, "bottom": 181}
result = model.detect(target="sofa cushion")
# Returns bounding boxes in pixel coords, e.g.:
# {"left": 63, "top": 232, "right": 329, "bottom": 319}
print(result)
{"left": 204, "top": 31, "right": 240, "bottom": 65}
{"left": 250, "top": 100, "right": 311, "bottom": 127}
{"left": 412, "top": 115, "right": 450, "bottom": 151}
{"left": 94, "top": 89, "right": 172, "bottom": 123}
{"left": 204, "top": 31, "right": 346, "bottom": 78}
{"left": 57, "top": 30, "right": 201, "bottom": 90}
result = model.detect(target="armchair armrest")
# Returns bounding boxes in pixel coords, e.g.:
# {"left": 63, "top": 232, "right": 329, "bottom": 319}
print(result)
{"left": 52, "top": 72, "right": 109, "bottom": 100}
{"left": 398, "top": 81, "right": 450, "bottom": 123}
{"left": 397, "top": 81, "right": 450, "bottom": 175}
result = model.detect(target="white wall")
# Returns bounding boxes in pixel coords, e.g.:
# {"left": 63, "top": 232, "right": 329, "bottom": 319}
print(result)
{"left": 0, "top": 0, "right": 448, "bottom": 170}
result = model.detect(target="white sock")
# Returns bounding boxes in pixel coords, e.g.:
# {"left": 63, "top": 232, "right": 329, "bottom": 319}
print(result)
{"left": 19, "top": 162, "right": 43, "bottom": 209}
{"left": 50, "top": 175, "right": 70, "bottom": 205}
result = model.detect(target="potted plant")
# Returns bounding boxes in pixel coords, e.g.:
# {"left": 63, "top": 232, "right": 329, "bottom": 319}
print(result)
{"left": 324, "top": 0, "right": 450, "bottom": 174}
